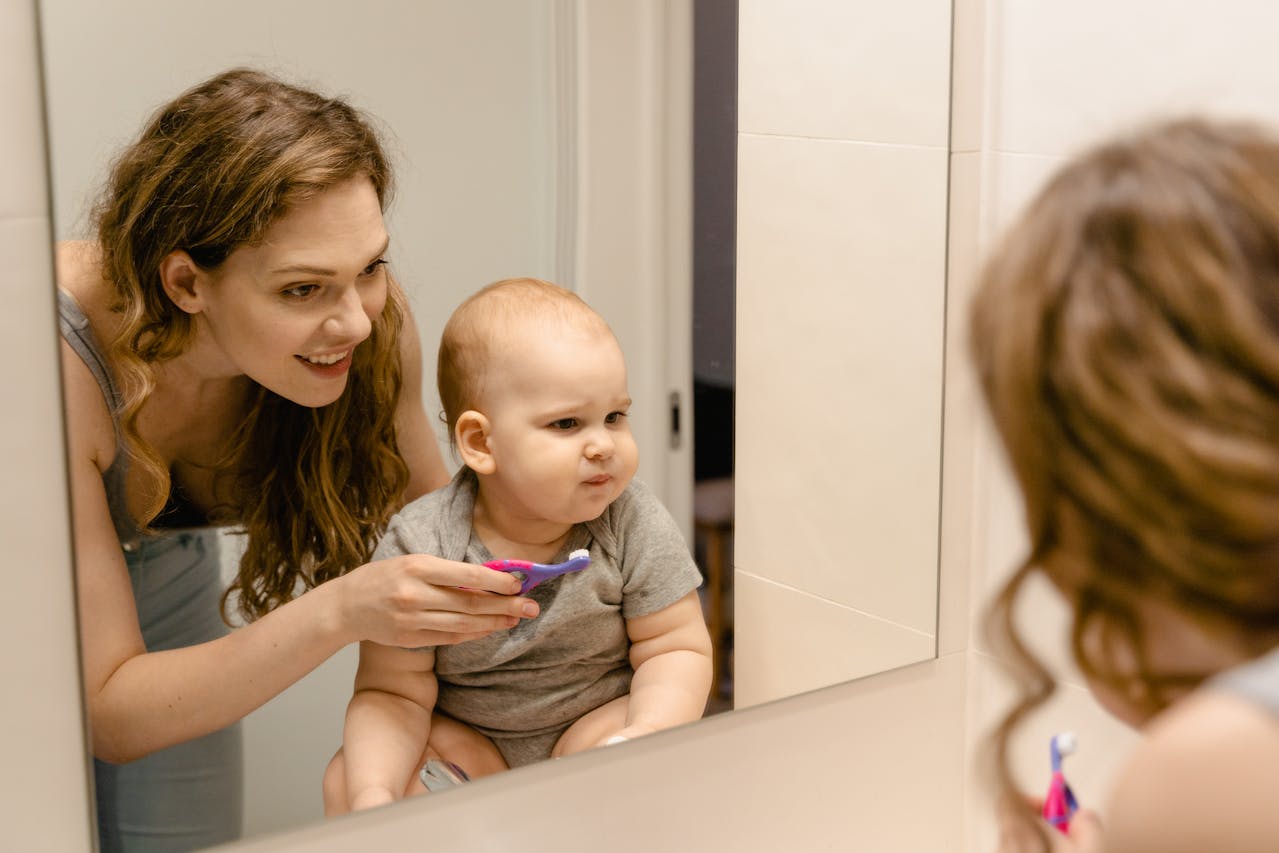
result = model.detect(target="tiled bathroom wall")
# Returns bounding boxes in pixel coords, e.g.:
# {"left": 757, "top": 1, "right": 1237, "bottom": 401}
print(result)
{"left": 734, "top": 0, "right": 953, "bottom": 706}
{"left": 0, "top": 0, "right": 93, "bottom": 848}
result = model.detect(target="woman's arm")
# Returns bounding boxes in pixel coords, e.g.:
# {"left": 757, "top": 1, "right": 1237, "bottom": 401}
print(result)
{"left": 342, "top": 642, "right": 438, "bottom": 811}
{"left": 63, "top": 345, "right": 534, "bottom": 763}
{"left": 615, "top": 591, "right": 713, "bottom": 740}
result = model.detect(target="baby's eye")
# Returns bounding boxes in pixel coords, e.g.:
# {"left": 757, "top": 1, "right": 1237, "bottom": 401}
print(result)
{"left": 549, "top": 417, "right": 579, "bottom": 430}
{"left": 605, "top": 411, "right": 628, "bottom": 425}
{"left": 361, "top": 259, "right": 388, "bottom": 276}
{"left": 282, "top": 284, "right": 319, "bottom": 299}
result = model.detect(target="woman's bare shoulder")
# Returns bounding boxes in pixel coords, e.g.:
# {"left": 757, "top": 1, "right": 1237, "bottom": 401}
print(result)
{"left": 1105, "top": 688, "right": 1279, "bottom": 853}
{"left": 56, "top": 240, "right": 107, "bottom": 304}
{"left": 56, "top": 241, "right": 116, "bottom": 470}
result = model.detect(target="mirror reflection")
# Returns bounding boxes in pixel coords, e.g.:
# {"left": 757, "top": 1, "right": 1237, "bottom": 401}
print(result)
{"left": 37, "top": 0, "right": 946, "bottom": 849}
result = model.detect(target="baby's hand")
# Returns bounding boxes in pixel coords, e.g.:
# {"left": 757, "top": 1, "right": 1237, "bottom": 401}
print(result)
{"left": 593, "top": 725, "right": 656, "bottom": 749}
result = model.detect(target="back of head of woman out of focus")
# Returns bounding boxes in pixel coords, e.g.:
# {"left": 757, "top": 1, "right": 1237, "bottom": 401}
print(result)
{"left": 971, "top": 117, "right": 1279, "bottom": 850}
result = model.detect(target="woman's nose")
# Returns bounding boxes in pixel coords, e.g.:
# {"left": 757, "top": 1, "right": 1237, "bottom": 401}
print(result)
{"left": 323, "top": 286, "right": 372, "bottom": 340}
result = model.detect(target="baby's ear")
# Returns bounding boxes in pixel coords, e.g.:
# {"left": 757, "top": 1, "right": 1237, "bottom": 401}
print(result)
{"left": 455, "top": 410, "right": 495, "bottom": 474}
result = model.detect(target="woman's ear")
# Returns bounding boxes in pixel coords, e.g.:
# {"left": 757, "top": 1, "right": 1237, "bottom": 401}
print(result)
{"left": 455, "top": 410, "right": 495, "bottom": 474}
{"left": 158, "top": 250, "right": 206, "bottom": 314}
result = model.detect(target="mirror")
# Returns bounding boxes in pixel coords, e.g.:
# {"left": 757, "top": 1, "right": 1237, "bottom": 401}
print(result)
{"left": 35, "top": 0, "right": 950, "bottom": 847}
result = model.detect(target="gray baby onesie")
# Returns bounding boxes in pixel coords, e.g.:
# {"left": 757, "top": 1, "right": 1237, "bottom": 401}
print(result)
{"left": 372, "top": 466, "right": 703, "bottom": 767}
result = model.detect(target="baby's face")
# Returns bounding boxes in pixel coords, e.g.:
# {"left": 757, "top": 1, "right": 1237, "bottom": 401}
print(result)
{"left": 478, "top": 323, "right": 638, "bottom": 525}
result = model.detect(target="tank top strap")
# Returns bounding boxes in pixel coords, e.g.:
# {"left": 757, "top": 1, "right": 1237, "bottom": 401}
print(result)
{"left": 57, "top": 288, "right": 123, "bottom": 412}
{"left": 57, "top": 288, "right": 143, "bottom": 544}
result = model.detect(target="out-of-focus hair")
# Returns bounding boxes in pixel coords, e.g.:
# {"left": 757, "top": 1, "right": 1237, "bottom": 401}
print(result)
{"left": 970, "top": 117, "right": 1279, "bottom": 847}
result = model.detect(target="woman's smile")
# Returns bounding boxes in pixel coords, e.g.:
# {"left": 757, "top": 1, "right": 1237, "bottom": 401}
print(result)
{"left": 296, "top": 348, "right": 354, "bottom": 377}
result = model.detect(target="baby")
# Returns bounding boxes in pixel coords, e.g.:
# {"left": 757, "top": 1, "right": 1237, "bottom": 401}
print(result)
{"left": 325, "top": 277, "right": 713, "bottom": 812}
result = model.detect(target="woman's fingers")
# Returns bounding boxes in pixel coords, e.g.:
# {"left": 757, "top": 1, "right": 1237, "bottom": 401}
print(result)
{"left": 1065, "top": 810, "right": 1104, "bottom": 853}
{"left": 432, "top": 584, "right": 539, "bottom": 618}
{"left": 995, "top": 808, "right": 1104, "bottom": 853}
{"left": 410, "top": 554, "right": 524, "bottom": 595}
{"left": 344, "top": 553, "right": 543, "bottom": 646}
{"left": 413, "top": 628, "right": 504, "bottom": 647}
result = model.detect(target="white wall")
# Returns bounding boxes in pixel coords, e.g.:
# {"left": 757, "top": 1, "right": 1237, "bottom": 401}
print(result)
{"left": 39, "top": 0, "right": 559, "bottom": 447}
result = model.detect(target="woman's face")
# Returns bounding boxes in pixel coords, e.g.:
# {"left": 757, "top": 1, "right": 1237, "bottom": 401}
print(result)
{"left": 189, "top": 177, "right": 390, "bottom": 408}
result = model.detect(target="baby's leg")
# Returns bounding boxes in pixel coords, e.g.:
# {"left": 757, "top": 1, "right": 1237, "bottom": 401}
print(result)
{"left": 551, "top": 695, "right": 631, "bottom": 758}
{"left": 426, "top": 712, "right": 510, "bottom": 781}
{"left": 321, "top": 714, "right": 508, "bottom": 816}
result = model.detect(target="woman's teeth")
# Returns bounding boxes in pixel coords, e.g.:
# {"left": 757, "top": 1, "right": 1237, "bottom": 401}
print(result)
{"left": 303, "top": 351, "right": 348, "bottom": 366}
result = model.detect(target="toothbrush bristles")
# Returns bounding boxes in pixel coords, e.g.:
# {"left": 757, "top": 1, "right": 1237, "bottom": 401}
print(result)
{"left": 569, "top": 548, "right": 590, "bottom": 560}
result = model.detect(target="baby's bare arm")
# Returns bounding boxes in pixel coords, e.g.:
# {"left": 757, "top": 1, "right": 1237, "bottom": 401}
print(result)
{"left": 343, "top": 642, "right": 438, "bottom": 811}
{"left": 620, "top": 591, "right": 713, "bottom": 737}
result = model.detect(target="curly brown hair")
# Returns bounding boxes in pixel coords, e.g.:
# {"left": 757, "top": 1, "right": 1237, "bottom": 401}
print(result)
{"left": 92, "top": 67, "right": 410, "bottom": 622}
{"left": 969, "top": 118, "right": 1279, "bottom": 846}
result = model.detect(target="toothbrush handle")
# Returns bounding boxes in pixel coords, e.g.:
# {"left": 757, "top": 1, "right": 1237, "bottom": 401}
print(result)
{"left": 486, "top": 559, "right": 537, "bottom": 594}
{"left": 484, "top": 556, "right": 591, "bottom": 594}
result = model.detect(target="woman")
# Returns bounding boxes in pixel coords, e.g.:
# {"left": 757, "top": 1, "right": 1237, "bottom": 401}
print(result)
{"left": 58, "top": 68, "right": 539, "bottom": 851}
{"left": 972, "top": 118, "right": 1279, "bottom": 852}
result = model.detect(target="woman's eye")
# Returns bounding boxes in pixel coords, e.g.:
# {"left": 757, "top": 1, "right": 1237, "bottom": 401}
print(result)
{"left": 549, "top": 418, "right": 578, "bottom": 430}
{"left": 282, "top": 284, "right": 319, "bottom": 299}
{"left": 361, "top": 259, "right": 388, "bottom": 276}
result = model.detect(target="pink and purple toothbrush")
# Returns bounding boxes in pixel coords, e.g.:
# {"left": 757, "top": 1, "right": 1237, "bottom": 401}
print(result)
{"left": 1042, "top": 732, "right": 1079, "bottom": 835}
{"left": 486, "top": 548, "right": 591, "bottom": 594}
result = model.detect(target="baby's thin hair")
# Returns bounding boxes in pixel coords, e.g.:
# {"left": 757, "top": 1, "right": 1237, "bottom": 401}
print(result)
{"left": 436, "top": 277, "right": 611, "bottom": 441}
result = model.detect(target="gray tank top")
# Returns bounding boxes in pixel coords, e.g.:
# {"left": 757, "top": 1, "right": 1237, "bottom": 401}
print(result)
{"left": 1210, "top": 645, "right": 1279, "bottom": 715}
{"left": 57, "top": 289, "right": 210, "bottom": 546}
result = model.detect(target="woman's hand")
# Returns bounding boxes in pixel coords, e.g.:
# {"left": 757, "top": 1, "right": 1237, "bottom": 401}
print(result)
{"left": 997, "top": 800, "right": 1104, "bottom": 853}
{"left": 335, "top": 553, "right": 540, "bottom": 648}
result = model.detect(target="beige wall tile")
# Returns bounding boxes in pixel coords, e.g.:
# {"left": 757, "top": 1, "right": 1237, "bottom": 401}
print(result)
{"left": 0, "top": 22, "right": 94, "bottom": 843}
{"left": 734, "top": 570, "right": 936, "bottom": 707}
{"left": 739, "top": 0, "right": 952, "bottom": 145}
{"left": 949, "top": 0, "right": 986, "bottom": 153}
{"left": 737, "top": 132, "right": 946, "bottom": 633}
{"left": 938, "top": 151, "right": 982, "bottom": 657}
{"left": 990, "top": 0, "right": 1279, "bottom": 157}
